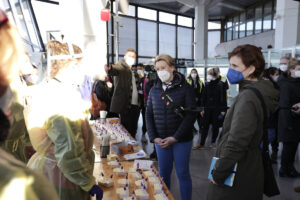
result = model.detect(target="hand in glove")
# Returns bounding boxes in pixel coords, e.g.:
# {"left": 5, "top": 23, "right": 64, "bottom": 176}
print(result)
{"left": 89, "top": 184, "right": 103, "bottom": 200}
{"left": 78, "top": 76, "right": 92, "bottom": 101}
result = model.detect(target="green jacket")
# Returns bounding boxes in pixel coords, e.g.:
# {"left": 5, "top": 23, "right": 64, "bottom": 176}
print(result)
{"left": 207, "top": 80, "right": 279, "bottom": 200}
{"left": 107, "top": 61, "right": 140, "bottom": 114}
{"left": 0, "top": 148, "right": 59, "bottom": 200}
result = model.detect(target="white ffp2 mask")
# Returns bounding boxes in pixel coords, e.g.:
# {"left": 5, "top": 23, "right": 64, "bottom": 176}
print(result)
{"left": 157, "top": 70, "right": 171, "bottom": 83}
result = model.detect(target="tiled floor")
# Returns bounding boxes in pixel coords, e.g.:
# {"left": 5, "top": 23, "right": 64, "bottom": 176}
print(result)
{"left": 135, "top": 114, "right": 300, "bottom": 200}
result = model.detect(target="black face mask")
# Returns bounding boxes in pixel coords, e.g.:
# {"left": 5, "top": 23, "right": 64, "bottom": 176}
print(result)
{"left": 0, "top": 109, "right": 10, "bottom": 144}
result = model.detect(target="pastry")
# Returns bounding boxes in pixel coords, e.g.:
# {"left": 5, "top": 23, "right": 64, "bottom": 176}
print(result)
{"left": 113, "top": 166, "right": 126, "bottom": 176}
{"left": 116, "top": 187, "right": 129, "bottom": 199}
{"left": 148, "top": 177, "right": 160, "bottom": 185}
{"left": 154, "top": 183, "right": 164, "bottom": 194}
{"left": 135, "top": 189, "right": 149, "bottom": 200}
{"left": 135, "top": 179, "right": 147, "bottom": 189}
{"left": 108, "top": 160, "right": 119, "bottom": 168}
{"left": 131, "top": 172, "right": 142, "bottom": 180}
{"left": 154, "top": 193, "right": 169, "bottom": 200}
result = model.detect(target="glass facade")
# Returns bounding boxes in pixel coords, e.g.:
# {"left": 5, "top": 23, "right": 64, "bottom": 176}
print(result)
{"left": 108, "top": 5, "right": 194, "bottom": 64}
{"left": 224, "top": 0, "right": 276, "bottom": 42}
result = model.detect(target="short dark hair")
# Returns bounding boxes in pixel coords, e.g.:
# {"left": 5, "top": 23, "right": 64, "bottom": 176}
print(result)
{"left": 137, "top": 63, "right": 144, "bottom": 68}
{"left": 125, "top": 48, "right": 136, "bottom": 55}
{"left": 228, "top": 44, "right": 265, "bottom": 78}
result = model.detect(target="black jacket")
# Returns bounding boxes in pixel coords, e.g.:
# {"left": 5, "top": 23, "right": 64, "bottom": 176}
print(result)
{"left": 277, "top": 74, "right": 300, "bottom": 142}
{"left": 201, "top": 78, "right": 227, "bottom": 112}
{"left": 146, "top": 72, "right": 196, "bottom": 143}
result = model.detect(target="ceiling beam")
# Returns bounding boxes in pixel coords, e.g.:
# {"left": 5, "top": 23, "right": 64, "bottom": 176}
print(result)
{"left": 216, "top": 1, "right": 245, "bottom": 12}
{"left": 179, "top": 5, "right": 191, "bottom": 13}
{"left": 135, "top": 0, "right": 176, "bottom": 4}
{"left": 176, "top": 0, "right": 197, "bottom": 7}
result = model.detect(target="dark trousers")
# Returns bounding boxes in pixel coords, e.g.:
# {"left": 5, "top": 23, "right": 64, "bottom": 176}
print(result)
{"left": 120, "top": 105, "right": 140, "bottom": 138}
{"left": 141, "top": 106, "right": 146, "bottom": 134}
{"left": 200, "top": 109, "right": 219, "bottom": 145}
{"left": 281, "top": 142, "right": 299, "bottom": 170}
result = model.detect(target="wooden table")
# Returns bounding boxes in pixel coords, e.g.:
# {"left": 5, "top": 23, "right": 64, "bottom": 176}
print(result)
{"left": 91, "top": 120, "right": 175, "bottom": 200}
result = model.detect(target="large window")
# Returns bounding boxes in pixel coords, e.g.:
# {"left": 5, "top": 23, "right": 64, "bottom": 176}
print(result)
{"left": 159, "top": 11, "right": 175, "bottom": 24}
{"left": 31, "top": 0, "right": 60, "bottom": 45}
{"left": 255, "top": 5, "right": 263, "bottom": 34}
{"left": 159, "top": 24, "right": 176, "bottom": 57}
{"left": 246, "top": 9, "right": 254, "bottom": 36}
{"left": 263, "top": 1, "right": 273, "bottom": 31}
{"left": 223, "top": 0, "right": 276, "bottom": 42}
{"left": 239, "top": 13, "right": 246, "bottom": 38}
{"left": 119, "top": 17, "right": 136, "bottom": 55}
{"left": 208, "top": 31, "right": 221, "bottom": 58}
{"left": 138, "top": 20, "right": 157, "bottom": 57}
{"left": 178, "top": 15, "right": 192, "bottom": 27}
{"left": 2, "top": 0, "right": 44, "bottom": 52}
{"left": 178, "top": 27, "right": 192, "bottom": 59}
{"left": 226, "top": 18, "right": 233, "bottom": 41}
{"left": 108, "top": 5, "right": 194, "bottom": 64}
{"left": 138, "top": 7, "right": 156, "bottom": 21}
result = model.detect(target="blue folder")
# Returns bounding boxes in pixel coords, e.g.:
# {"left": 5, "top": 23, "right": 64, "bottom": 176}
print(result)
{"left": 208, "top": 157, "right": 237, "bottom": 187}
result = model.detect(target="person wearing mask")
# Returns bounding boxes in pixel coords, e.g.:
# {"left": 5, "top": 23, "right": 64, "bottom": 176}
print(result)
{"left": 186, "top": 69, "right": 204, "bottom": 136}
{"left": 215, "top": 67, "right": 229, "bottom": 91}
{"left": 262, "top": 67, "right": 280, "bottom": 163}
{"left": 277, "top": 59, "right": 300, "bottom": 178}
{"left": 24, "top": 40, "right": 103, "bottom": 200}
{"left": 146, "top": 54, "right": 196, "bottom": 200}
{"left": 207, "top": 44, "right": 279, "bottom": 200}
{"left": 104, "top": 48, "right": 140, "bottom": 138}
{"left": 197, "top": 68, "right": 227, "bottom": 149}
{"left": 136, "top": 63, "right": 148, "bottom": 143}
{"left": 279, "top": 56, "right": 289, "bottom": 73}
{"left": 0, "top": 9, "right": 59, "bottom": 200}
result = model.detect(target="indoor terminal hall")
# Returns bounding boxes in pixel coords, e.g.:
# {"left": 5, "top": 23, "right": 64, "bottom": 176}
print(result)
{"left": 1, "top": 0, "right": 300, "bottom": 199}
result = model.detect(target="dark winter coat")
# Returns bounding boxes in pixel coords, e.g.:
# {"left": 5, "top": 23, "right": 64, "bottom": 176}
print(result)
{"left": 207, "top": 80, "right": 279, "bottom": 200}
{"left": 277, "top": 74, "right": 300, "bottom": 142}
{"left": 146, "top": 72, "right": 196, "bottom": 143}
{"left": 107, "top": 61, "right": 140, "bottom": 114}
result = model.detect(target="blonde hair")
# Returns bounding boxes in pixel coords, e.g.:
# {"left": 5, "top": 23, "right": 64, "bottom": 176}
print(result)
{"left": 154, "top": 54, "right": 175, "bottom": 67}
{"left": 287, "top": 59, "right": 300, "bottom": 70}
{"left": 0, "top": 22, "right": 25, "bottom": 84}
{"left": 47, "top": 40, "right": 82, "bottom": 78}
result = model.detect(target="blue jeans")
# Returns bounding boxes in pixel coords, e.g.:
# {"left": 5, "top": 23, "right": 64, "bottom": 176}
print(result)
{"left": 155, "top": 140, "right": 192, "bottom": 200}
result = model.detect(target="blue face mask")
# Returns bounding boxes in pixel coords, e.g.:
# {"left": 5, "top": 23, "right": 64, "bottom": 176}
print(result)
{"left": 226, "top": 68, "right": 244, "bottom": 84}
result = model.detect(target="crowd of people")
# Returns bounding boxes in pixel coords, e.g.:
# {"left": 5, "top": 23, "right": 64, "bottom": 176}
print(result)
{"left": 1, "top": 7, "right": 300, "bottom": 200}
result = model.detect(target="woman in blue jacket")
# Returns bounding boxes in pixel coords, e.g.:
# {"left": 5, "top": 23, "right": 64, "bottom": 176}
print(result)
{"left": 146, "top": 54, "right": 196, "bottom": 200}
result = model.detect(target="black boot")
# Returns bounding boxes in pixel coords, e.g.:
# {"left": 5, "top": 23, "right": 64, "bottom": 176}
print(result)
{"left": 279, "top": 167, "right": 300, "bottom": 178}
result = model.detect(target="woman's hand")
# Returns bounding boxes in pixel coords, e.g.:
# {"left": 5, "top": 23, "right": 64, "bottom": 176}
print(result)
{"left": 159, "top": 137, "right": 177, "bottom": 148}
{"left": 200, "top": 111, "right": 205, "bottom": 117}
{"left": 292, "top": 103, "right": 300, "bottom": 114}
{"left": 210, "top": 178, "right": 217, "bottom": 185}
{"left": 154, "top": 138, "right": 163, "bottom": 146}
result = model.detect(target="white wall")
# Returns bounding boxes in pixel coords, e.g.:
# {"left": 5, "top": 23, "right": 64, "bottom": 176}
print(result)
{"left": 215, "top": 30, "right": 275, "bottom": 57}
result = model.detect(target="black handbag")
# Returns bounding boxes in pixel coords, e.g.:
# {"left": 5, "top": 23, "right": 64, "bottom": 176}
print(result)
{"left": 247, "top": 87, "right": 280, "bottom": 197}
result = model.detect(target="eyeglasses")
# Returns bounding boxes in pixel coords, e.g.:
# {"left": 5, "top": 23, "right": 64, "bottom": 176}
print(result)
{"left": 0, "top": 9, "right": 8, "bottom": 29}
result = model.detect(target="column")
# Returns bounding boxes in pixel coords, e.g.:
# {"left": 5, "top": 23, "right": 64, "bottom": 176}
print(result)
{"left": 274, "top": 0, "right": 300, "bottom": 49}
{"left": 194, "top": 3, "right": 208, "bottom": 61}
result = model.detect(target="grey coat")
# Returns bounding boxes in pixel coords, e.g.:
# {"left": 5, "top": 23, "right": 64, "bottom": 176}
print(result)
{"left": 107, "top": 61, "right": 139, "bottom": 114}
{"left": 207, "top": 80, "right": 279, "bottom": 200}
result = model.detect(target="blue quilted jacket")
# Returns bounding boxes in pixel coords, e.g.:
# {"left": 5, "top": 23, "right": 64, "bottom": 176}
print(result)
{"left": 146, "top": 72, "right": 196, "bottom": 143}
